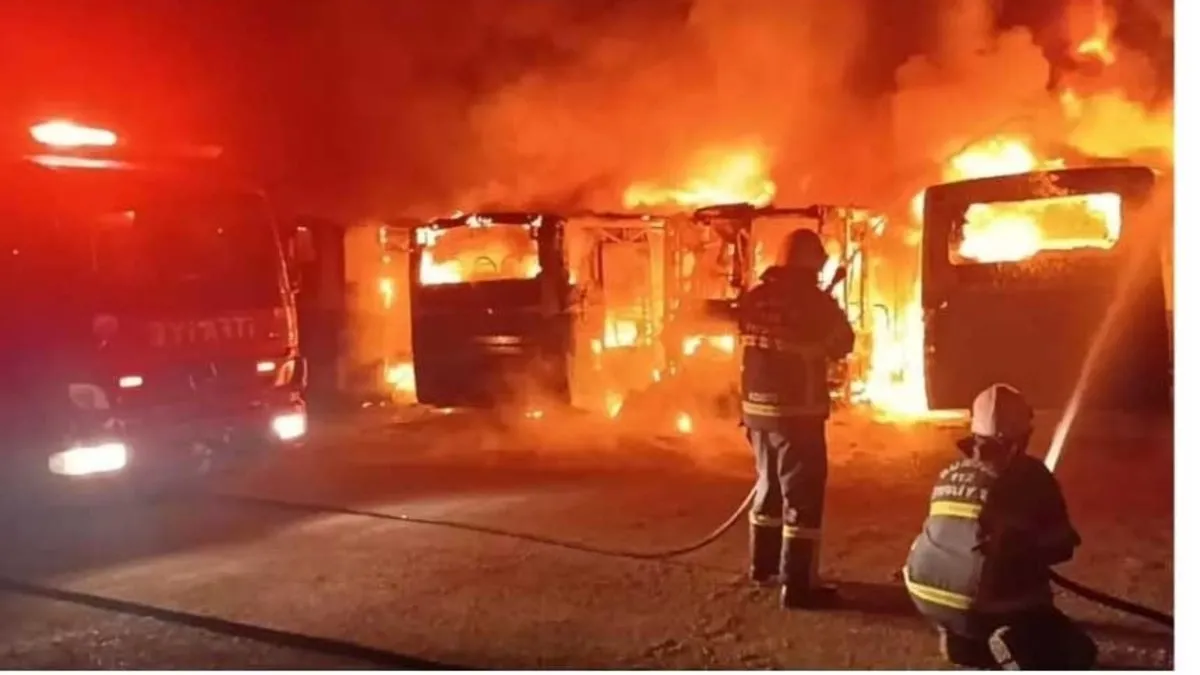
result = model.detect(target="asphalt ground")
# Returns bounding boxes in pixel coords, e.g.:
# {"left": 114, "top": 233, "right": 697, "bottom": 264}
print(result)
{"left": 0, "top": 407, "right": 1174, "bottom": 669}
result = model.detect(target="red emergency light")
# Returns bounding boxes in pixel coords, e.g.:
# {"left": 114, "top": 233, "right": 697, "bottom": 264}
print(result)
{"left": 30, "top": 120, "right": 118, "bottom": 148}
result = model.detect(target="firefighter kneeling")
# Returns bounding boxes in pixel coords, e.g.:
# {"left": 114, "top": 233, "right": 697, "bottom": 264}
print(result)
{"left": 739, "top": 229, "right": 854, "bottom": 610}
{"left": 904, "top": 383, "right": 1097, "bottom": 670}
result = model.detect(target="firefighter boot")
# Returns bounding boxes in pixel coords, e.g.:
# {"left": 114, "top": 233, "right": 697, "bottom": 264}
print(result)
{"left": 749, "top": 522, "right": 783, "bottom": 585}
{"left": 988, "top": 616, "right": 1097, "bottom": 670}
{"left": 780, "top": 535, "right": 838, "bottom": 609}
{"left": 938, "top": 628, "right": 997, "bottom": 669}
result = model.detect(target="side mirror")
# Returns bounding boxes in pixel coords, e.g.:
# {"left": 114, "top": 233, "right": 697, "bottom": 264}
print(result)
{"left": 286, "top": 260, "right": 302, "bottom": 292}
{"left": 286, "top": 225, "right": 317, "bottom": 292}
{"left": 291, "top": 225, "right": 317, "bottom": 264}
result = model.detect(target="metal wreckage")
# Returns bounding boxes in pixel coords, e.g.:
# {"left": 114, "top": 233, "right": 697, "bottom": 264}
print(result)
{"left": 368, "top": 160, "right": 1170, "bottom": 426}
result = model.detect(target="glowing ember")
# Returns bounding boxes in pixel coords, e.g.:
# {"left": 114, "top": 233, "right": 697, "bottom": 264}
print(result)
{"left": 378, "top": 277, "right": 396, "bottom": 308}
{"left": 682, "top": 334, "right": 736, "bottom": 357}
{"left": 604, "top": 319, "right": 641, "bottom": 348}
{"left": 675, "top": 412, "right": 694, "bottom": 434}
{"left": 384, "top": 361, "right": 416, "bottom": 394}
{"left": 623, "top": 148, "right": 777, "bottom": 209}
{"left": 605, "top": 392, "right": 624, "bottom": 418}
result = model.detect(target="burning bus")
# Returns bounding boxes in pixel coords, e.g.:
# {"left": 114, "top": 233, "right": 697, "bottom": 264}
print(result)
{"left": 403, "top": 200, "right": 893, "bottom": 432}
{"left": 920, "top": 164, "right": 1171, "bottom": 411}
{"left": 0, "top": 120, "right": 307, "bottom": 496}
{"left": 560, "top": 211, "right": 673, "bottom": 417}
{"left": 613, "top": 203, "right": 887, "bottom": 432}
{"left": 407, "top": 212, "right": 573, "bottom": 409}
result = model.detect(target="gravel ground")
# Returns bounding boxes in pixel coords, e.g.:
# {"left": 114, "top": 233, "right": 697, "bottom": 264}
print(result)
{"left": 0, "top": 406, "right": 1173, "bottom": 669}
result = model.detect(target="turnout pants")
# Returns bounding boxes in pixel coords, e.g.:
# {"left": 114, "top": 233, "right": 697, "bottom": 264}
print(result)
{"left": 746, "top": 421, "right": 828, "bottom": 588}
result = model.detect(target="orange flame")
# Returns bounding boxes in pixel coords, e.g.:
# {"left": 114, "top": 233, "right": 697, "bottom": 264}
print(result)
{"left": 385, "top": 361, "right": 416, "bottom": 396}
{"left": 416, "top": 223, "right": 541, "bottom": 286}
{"left": 1076, "top": 18, "right": 1115, "bottom": 65}
{"left": 623, "top": 148, "right": 777, "bottom": 209}
{"left": 1058, "top": 2, "right": 1173, "bottom": 163}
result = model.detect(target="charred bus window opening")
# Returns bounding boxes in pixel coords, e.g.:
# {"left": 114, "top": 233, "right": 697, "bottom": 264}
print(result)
{"left": 416, "top": 221, "right": 541, "bottom": 286}
{"left": 949, "top": 192, "right": 1123, "bottom": 265}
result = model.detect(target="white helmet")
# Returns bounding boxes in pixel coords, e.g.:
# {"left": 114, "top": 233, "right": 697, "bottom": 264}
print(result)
{"left": 970, "top": 383, "right": 1033, "bottom": 440}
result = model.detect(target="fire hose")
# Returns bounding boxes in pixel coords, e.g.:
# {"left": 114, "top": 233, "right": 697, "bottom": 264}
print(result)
{"left": 218, "top": 489, "right": 755, "bottom": 562}
{"left": 217, "top": 257, "right": 1170, "bottom": 630}
{"left": 220, "top": 482, "right": 1171, "bottom": 630}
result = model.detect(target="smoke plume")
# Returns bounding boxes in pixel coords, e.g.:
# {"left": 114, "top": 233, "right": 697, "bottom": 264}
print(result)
{"left": 454, "top": 0, "right": 875, "bottom": 211}
{"left": 283, "top": 0, "right": 1173, "bottom": 219}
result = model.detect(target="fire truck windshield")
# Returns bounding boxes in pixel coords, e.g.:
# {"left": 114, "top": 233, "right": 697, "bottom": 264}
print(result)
{"left": 0, "top": 166, "right": 284, "bottom": 314}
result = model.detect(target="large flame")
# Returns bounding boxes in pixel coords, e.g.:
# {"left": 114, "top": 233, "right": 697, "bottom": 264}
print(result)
{"left": 1061, "top": 90, "right": 1174, "bottom": 160}
{"left": 375, "top": 0, "right": 1169, "bottom": 423}
{"left": 417, "top": 223, "right": 541, "bottom": 286}
{"left": 1074, "top": 2, "right": 1115, "bottom": 65}
{"left": 878, "top": 5, "right": 1170, "bottom": 418}
{"left": 623, "top": 148, "right": 777, "bottom": 209}
{"left": 1059, "top": 0, "right": 1173, "bottom": 162}
{"left": 918, "top": 136, "right": 1121, "bottom": 264}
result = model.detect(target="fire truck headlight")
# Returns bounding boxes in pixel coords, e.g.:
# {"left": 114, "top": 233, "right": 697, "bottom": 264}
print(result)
{"left": 48, "top": 442, "right": 128, "bottom": 477}
{"left": 30, "top": 120, "right": 118, "bottom": 148}
{"left": 271, "top": 412, "right": 307, "bottom": 441}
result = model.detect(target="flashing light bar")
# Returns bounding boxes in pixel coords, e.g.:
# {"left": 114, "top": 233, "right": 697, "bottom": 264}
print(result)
{"left": 118, "top": 375, "right": 144, "bottom": 389}
{"left": 30, "top": 120, "right": 118, "bottom": 148}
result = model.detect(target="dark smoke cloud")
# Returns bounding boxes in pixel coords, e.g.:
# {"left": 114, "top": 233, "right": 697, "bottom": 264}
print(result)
{"left": 456, "top": 0, "right": 879, "bottom": 211}
{"left": 2, "top": 0, "right": 1174, "bottom": 220}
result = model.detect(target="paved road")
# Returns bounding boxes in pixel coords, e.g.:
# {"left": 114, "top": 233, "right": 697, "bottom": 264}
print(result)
{"left": 0, "top": 409, "right": 1175, "bottom": 669}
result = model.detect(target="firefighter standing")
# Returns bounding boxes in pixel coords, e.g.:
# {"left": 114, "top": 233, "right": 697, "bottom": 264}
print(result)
{"left": 739, "top": 228, "right": 854, "bottom": 610}
{"left": 904, "top": 383, "right": 1097, "bottom": 670}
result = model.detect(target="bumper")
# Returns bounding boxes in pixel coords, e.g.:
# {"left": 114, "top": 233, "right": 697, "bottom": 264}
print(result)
{"left": 2, "top": 398, "right": 307, "bottom": 501}
{"left": 117, "top": 401, "right": 308, "bottom": 477}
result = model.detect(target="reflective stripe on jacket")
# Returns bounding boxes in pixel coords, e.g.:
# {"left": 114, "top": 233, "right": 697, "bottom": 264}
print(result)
{"left": 906, "top": 457, "right": 1059, "bottom": 616}
{"left": 737, "top": 268, "right": 854, "bottom": 431}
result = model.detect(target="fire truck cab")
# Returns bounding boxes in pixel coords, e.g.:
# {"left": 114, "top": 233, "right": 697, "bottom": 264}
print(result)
{"left": 0, "top": 121, "right": 307, "bottom": 497}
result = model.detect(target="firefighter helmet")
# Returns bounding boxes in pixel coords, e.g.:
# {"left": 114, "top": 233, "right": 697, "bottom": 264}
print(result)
{"left": 970, "top": 383, "right": 1033, "bottom": 440}
{"left": 780, "top": 228, "right": 828, "bottom": 271}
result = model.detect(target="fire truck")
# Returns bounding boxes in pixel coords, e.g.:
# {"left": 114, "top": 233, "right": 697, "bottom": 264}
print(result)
{"left": 0, "top": 120, "right": 308, "bottom": 497}
{"left": 920, "top": 164, "right": 1171, "bottom": 411}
